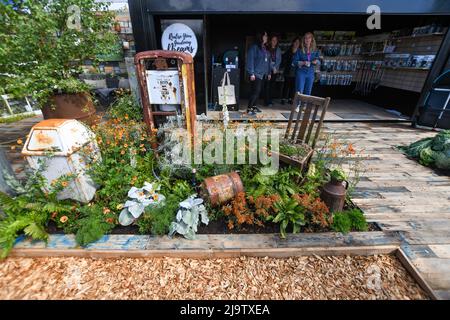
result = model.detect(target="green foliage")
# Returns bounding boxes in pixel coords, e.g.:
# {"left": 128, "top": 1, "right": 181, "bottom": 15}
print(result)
{"left": 108, "top": 91, "right": 142, "bottom": 121}
{"left": 331, "top": 211, "right": 352, "bottom": 233}
{"left": 399, "top": 137, "right": 433, "bottom": 158}
{"left": 0, "top": 0, "right": 116, "bottom": 105}
{"left": 0, "top": 113, "right": 36, "bottom": 124}
{"left": 419, "top": 147, "right": 436, "bottom": 166}
{"left": 244, "top": 167, "right": 301, "bottom": 198}
{"left": 87, "top": 119, "right": 156, "bottom": 210}
{"left": 269, "top": 197, "right": 306, "bottom": 238}
{"left": 434, "top": 152, "right": 450, "bottom": 170}
{"left": 0, "top": 167, "right": 74, "bottom": 258}
{"left": 400, "top": 131, "right": 450, "bottom": 170}
{"left": 74, "top": 204, "right": 114, "bottom": 247}
{"left": 278, "top": 142, "right": 310, "bottom": 158}
{"left": 329, "top": 168, "right": 347, "bottom": 181}
{"left": 332, "top": 209, "right": 368, "bottom": 234}
{"left": 137, "top": 194, "right": 180, "bottom": 235}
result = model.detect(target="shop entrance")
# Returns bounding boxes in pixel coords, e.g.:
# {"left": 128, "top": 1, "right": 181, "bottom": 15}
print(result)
{"left": 205, "top": 14, "right": 448, "bottom": 121}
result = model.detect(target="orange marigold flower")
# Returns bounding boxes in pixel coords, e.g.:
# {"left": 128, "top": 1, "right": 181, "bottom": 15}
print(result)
{"left": 60, "top": 216, "right": 68, "bottom": 223}
{"left": 124, "top": 143, "right": 128, "bottom": 148}
{"left": 106, "top": 217, "right": 114, "bottom": 224}
{"left": 103, "top": 207, "right": 111, "bottom": 215}
{"left": 121, "top": 150, "right": 126, "bottom": 155}
{"left": 17, "top": 139, "right": 23, "bottom": 145}
{"left": 61, "top": 181, "right": 68, "bottom": 187}
{"left": 51, "top": 212, "right": 58, "bottom": 219}
{"left": 227, "top": 220, "right": 234, "bottom": 230}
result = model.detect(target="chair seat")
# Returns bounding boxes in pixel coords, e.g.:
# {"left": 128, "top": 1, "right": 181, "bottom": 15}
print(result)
{"left": 270, "top": 140, "right": 314, "bottom": 170}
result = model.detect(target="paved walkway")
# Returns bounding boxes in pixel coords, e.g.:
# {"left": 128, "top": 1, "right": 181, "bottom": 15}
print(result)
{"left": 325, "top": 122, "right": 450, "bottom": 299}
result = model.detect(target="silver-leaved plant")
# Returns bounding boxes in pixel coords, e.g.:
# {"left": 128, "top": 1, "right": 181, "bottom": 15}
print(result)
{"left": 168, "top": 195, "right": 209, "bottom": 240}
{"left": 119, "top": 182, "right": 165, "bottom": 226}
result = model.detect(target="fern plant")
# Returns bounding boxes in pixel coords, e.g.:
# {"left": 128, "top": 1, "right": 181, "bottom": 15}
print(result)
{"left": 0, "top": 163, "right": 74, "bottom": 258}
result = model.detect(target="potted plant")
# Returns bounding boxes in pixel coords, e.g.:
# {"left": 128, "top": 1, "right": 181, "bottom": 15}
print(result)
{"left": 0, "top": 0, "right": 117, "bottom": 122}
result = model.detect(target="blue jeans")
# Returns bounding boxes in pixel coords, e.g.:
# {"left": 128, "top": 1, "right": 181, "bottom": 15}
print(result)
{"left": 295, "top": 70, "right": 314, "bottom": 95}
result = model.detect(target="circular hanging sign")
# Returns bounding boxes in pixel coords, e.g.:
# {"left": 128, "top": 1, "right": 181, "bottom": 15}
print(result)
{"left": 161, "top": 23, "right": 198, "bottom": 57}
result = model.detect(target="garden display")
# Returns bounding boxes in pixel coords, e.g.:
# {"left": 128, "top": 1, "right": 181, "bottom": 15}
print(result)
{"left": 0, "top": 92, "right": 368, "bottom": 258}
{"left": 399, "top": 130, "right": 450, "bottom": 170}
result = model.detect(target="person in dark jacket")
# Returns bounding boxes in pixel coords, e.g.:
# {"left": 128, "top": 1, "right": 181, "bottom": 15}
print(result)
{"left": 263, "top": 34, "right": 282, "bottom": 106}
{"left": 246, "top": 31, "right": 271, "bottom": 115}
{"left": 280, "top": 37, "right": 300, "bottom": 105}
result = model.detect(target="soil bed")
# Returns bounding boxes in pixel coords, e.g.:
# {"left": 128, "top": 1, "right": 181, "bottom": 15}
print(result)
{"left": 46, "top": 219, "right": 379, "bottom": 236}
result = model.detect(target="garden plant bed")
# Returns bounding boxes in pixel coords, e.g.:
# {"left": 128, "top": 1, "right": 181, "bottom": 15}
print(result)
{"left": 1, "top": 92, "right": 370, "bottom": 259}
{"left": 0, "top": 254, "right": 429, "bottom": 300}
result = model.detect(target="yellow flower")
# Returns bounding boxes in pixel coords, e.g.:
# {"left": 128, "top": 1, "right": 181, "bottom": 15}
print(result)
{"left": 60, "top": 216, "right": 68, "bottom": 223}
{"left": 61, "top": 181, "right": 68, "bottom": 187}
{"left": 116, "top": 204, "right": 124, "bottom": 210}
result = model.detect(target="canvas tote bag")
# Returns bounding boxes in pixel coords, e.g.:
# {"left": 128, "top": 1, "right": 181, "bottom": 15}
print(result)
{"left": 218, "top": 71, "right": 236, "bottom": 106}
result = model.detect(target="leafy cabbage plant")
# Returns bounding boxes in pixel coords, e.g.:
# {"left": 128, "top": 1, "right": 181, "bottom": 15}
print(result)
{"left": 399, "top": 130, "right": 450, "bottom": 170}
{"left": 168, "top": 195, "right": 209, "bottom": 240}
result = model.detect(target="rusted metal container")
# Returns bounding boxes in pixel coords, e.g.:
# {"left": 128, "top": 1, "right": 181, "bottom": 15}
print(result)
{"left": 201, "top": 172, "right": 244, "bottom": 207}
{"left": 320, "top": 177, "right": 349, "bottom": 212}
{"left": 21, "top": 119, "right": 101, "bottom": 203}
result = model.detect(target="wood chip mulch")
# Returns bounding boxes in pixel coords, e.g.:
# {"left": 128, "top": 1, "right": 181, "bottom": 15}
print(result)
{"left": 0, "top": 255, "right": 428, "bottom": 300}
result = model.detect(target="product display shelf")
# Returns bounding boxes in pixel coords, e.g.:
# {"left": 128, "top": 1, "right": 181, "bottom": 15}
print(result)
{"left": 390, "top": 32, "right": 445, "bottom": 41}
{"left": 382, "top": 66, "right": 431, "bottom": 71}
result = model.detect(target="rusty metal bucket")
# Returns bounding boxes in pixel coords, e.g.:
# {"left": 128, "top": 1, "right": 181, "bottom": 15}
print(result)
{"left": 201, "top": 172, "right": 244, "bottom": 207}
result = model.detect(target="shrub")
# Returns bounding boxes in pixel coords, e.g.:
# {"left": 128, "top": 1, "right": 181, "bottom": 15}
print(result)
{"left": 332, "top": 209, "right": 368, "bottom": 234}
{"left": 108, "top": 91, "right": 142, "bottom": 121}
{"left": 293, "top": 194, "right": 332, "bottom": 229}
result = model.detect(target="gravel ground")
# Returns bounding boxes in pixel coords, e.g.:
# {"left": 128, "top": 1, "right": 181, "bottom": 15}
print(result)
{"left": 0, "top": 255, "right": 428, "bottom": 300}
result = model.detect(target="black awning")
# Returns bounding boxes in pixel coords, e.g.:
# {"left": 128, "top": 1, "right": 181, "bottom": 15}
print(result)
{"left": 142, "top": 0, "right": 450, "bottom": 15}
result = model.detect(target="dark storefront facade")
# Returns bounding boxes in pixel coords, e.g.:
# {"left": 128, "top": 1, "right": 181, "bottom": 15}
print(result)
{"left": 128, "top": 0, "right": 450, "bottom": 124}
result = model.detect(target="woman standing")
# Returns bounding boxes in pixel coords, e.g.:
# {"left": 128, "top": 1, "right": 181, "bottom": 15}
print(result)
{"left": 280, "top": 37, "right": 300, "bottom": 105}
{"left": 264, "top": 34, "right": 282, "bottom": 106}
{"left": 292, "top": 32, "right": 320, "bottom": 98}
{"left": 245, "top": 31, "right": 272, "bottom": 115}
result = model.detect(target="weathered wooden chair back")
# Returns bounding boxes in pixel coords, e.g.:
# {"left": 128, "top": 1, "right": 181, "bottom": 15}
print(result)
{"left": 285, "top": 93, "right": 331, "bottom": 149}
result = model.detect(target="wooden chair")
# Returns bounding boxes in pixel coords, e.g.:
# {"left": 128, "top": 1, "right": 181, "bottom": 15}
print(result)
{"left": 281, "top": 93, "right": 331, "bottom": 171}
